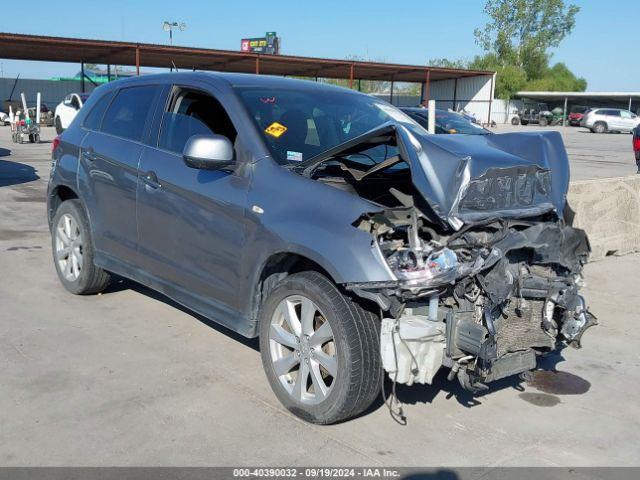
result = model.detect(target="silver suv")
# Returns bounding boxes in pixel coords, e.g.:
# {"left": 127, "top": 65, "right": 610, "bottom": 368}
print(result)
{"left": 581, "top": 108, "right": 640, "bottom": 133}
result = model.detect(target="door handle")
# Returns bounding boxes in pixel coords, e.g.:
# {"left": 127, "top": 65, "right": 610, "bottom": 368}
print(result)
{"left": 142, "top": 170, "right": 161, "bottom": 189}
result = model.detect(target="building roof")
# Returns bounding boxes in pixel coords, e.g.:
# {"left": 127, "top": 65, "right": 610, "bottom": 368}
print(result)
{"left": 0, "top": 32, "right": 494, "bottom": 83}
{"left": 517, "top": 91, "right": 640, "bottom": 101}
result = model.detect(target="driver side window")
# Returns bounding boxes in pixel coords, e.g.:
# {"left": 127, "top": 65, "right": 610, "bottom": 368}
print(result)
{"left": 158, "top": 88, "right": 237, "bottom": 155}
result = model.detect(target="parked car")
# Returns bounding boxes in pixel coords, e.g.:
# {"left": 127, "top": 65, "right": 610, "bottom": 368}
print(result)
{"left": 400, "top": 107, "right": 490, "bottom": 134}
{"left": 511, "top": 101, "right": 552, "bottom": 126}
{"left": 633, "top": 125, "right": 640, "bottom": 173}
{"left": 54, "top": 92, "right": 91, "bottom": 134}
{"left": 581, "top": 108, "right": 640, "bottom": 133}
{"left": 568, "top": 105, "right": 589, "bottom": 126}
{"left": 48, "top": 73, "right": 594, "bottom": 424}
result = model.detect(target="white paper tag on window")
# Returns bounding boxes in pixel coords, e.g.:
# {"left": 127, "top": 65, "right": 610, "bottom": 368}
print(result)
{"left": 287, "top": 151, "right": 303, "bottom": 162}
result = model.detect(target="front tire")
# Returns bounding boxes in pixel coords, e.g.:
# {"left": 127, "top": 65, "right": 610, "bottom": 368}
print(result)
{"left": 52, "top": 200, "right": 110, "bottom": 295}
{"left": 511, "top": 117, "right": 520, "bottom": 126}
{"left": 259, "top": 271, "right": 382, "bottom": 424}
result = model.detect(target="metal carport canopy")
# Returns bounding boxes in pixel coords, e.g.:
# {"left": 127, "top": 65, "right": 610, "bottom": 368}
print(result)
{"left": 0, "top": 32, "right": 493, "bottom": 83}
{"left": 517, "top": 91, "right": 640, "bottom": 105}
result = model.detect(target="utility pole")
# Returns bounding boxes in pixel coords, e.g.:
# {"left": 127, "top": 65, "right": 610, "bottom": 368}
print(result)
{"left": 162, "top": 21, "right": 186, "bottom": 46}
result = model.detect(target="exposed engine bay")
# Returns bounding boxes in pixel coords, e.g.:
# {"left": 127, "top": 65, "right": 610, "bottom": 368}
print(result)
{"left": 353, "top": 211, "right": 594, "bottom": 391}
{"left": 298, "top": 123, "right": 596, "bottom": 392}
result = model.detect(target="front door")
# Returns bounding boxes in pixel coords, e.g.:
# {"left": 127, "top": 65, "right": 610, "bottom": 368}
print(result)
{"left": 136, "top": 86, "right": 249, "bottom": 320}
{"left": 605, "top": 110, "right": 623, "bottom": 131}
{"left": 78, "top": 84, "right": 161, "bottom": 265}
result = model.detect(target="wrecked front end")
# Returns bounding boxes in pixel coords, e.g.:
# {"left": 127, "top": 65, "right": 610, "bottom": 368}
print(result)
{"left": 351, "top": 212, "right": 595, "bottom": 392}
{"left": 305, "top": 124, "right": 596, "bottom": 392}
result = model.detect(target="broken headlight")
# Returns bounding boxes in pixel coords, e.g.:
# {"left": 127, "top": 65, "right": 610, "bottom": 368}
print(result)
{"left": 384, "top": 243, "right": 458, "bottom": 288}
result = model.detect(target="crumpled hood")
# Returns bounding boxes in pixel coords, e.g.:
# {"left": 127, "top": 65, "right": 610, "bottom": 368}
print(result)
{"left": 397, "top": 126, "right": 570, "bottom": 229}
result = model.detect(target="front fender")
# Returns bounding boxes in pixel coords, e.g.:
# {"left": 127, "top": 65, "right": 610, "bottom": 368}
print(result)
{"left": 242, "top": 158, "right": 396, "bottom": 296}
{"left": 257, "top": 218, "right": 394, "bottom": 284}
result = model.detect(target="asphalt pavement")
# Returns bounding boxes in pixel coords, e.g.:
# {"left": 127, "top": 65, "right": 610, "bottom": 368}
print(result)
{"left": 1, "top": 126, "right": 639, "bottom": 467}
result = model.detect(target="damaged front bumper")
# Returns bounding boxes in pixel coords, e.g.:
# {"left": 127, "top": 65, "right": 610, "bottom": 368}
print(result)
{"left": 347, "top": 217, "right": 597, "bottom": 392}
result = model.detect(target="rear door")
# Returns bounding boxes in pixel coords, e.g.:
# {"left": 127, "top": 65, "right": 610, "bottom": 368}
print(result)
{"left": 136, "top": 84, "right": 249, "bottom": 317}
{"left": 78, "top": 84, "right": 162, "bottom": 266}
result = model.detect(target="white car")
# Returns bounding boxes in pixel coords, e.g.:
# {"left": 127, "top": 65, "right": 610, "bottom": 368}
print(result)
{"left": 54, "top": 93, "right": 90, "bottom": 134}
{"left": 581, "top": 108, "right": 640, "bottom": 133}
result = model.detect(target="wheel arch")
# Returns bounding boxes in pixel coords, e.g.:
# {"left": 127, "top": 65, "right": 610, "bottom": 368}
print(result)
{"left": 48, "top": 184, "right": 80, "bottom": 228}
{"left": 248, "top": 251, "right": 339, "bottom": 337}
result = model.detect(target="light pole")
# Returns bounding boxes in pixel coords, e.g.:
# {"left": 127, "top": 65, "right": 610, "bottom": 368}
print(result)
{"left": 162, "top": 21, "right": 186, "bottom": 46}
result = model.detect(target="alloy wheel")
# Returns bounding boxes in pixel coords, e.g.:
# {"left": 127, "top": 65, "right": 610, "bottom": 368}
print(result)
{"left": 55, "top": 213, "right": 83, "bottom": 282}
{"left": 268, "top": 295, "right": 337, "bottom": 405}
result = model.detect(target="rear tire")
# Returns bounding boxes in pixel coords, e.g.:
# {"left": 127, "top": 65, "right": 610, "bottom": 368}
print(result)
{"left": 592, "top": 122, "right": 607, "bottom": 133}
{"left": 539, "top": 117, "right": 548, "bottom": 127}
{"left": 511, "top": 117, "right": 520, "bottom": 126}
{"left": 259, "top": 271, "right": 382, "bottom": 424}
{"left": 51, "top": 200, "right": 110, "bottom": 295}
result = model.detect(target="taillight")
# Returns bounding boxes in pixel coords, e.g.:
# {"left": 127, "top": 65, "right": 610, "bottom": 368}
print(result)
{"left": 633, "top": 136, "right": 640, "bottom": 152}
{"left": 52, "top": 136, "right": 61, "bottom": 154}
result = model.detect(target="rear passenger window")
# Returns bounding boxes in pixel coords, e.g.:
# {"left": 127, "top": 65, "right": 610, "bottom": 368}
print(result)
{"left": 83, "top": 91, "right": 114, "bottom": 131}
{"left": 102, "top": 86, "right": 159, "bottom": 142}
{"left": 158, "top": 88, "right": 237, "bottom": 154}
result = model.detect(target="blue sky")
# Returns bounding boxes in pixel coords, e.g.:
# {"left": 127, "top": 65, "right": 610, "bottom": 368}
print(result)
{"left": 0, "top": 0, "right": 637, "bottom": 91}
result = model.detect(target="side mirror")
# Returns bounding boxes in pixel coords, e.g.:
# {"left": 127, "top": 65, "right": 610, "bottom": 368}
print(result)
{"left": 183, "top": 134, "right": 235, "bottom": 170}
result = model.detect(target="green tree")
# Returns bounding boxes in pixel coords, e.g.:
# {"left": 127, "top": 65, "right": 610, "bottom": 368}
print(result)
{"left": 469, "top": 53, "right": 528, "bottom": 99}
{"left": 474, "top": 0, "right": 580, "bottom": 69}
{"left": 428, "top": 58, "right": 468, "bottom": 69}
{"left": 524, "top": 62, "right": 587, "bottom": 91}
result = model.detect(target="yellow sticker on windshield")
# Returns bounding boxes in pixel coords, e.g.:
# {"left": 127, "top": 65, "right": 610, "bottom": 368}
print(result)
{"left": 265, "top": 122, "right": 288, "bottom": 138}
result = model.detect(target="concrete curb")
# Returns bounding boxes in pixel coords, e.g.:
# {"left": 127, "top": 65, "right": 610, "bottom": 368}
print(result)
{"left": 568, "top": 175, "right": 640, "bottom": 261}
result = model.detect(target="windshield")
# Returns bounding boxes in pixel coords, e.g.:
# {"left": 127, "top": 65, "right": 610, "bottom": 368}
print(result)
{"left": 405, "top": 109, "right": 488, "bottom": 135}
{"left": 234, "top": 86, "right": 417, "bottom": 164}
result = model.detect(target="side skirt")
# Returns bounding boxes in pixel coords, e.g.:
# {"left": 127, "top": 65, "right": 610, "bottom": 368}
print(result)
{"left": 94, "top": 251, "right": 256, "bottom": 338}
